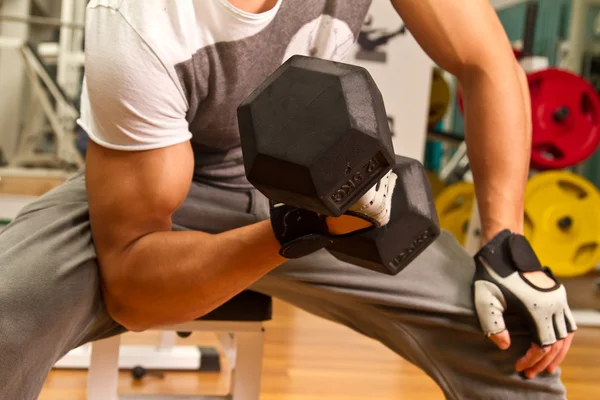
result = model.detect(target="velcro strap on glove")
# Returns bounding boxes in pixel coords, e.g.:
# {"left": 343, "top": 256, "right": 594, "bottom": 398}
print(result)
{"left": 270, "top": 201, "right": 375, "bottom": 259}
{"left": 269, "top": 202, "right": 331, "bottom": 259}
{"left": 475, "top": 230, "right": 550, "bottom": 278}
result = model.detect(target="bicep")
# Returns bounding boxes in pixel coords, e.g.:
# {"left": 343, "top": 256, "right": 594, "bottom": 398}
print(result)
{"left": 81, "top": 6, "right": 194, "bottom": 262}
{"left": 390, "top": 0, "right": 515, "bottom": 77}
{"left": 86, "top": 141, "right": 194, "bottom": 263}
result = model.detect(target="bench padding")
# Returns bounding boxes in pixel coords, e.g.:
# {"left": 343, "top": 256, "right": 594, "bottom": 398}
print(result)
{"left": 198, "top": 291, "right": 272, "bottom": 322}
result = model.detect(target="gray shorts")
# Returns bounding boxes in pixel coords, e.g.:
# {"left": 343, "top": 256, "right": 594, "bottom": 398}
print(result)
{"left": 0, "top": 171, "right": 565, "bottom": 399}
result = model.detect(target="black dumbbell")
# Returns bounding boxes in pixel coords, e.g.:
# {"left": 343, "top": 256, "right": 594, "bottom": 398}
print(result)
{"left": 238, "top": 55, "right": 439, "bottom": 274}
{"left": 238, "top": 55, "right": 395, "bottom": 217}
{"left": 326, "top": 155, "right": 440, "bottom": 275}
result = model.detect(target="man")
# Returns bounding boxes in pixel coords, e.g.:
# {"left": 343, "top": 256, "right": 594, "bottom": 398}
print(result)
{"left": 0, "top": 0, "right": 576, "bottom": 399}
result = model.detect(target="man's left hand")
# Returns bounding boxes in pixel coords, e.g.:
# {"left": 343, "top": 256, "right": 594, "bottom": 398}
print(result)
{"left": 472, "top": 230, "right": 577, "bottom": 378}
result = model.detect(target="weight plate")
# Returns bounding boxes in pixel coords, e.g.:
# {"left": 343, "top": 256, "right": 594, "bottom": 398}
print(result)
{"left": 528, "top": 68, "right": 600, "bottom": 169}
{"left": 427, "top": 171, "right": 446, "bottom": 199}
{"left": 429, "top": 69, "right": 450, "bottom": 127}
{"left": 525, "top": 171, "right": 600, "bottom": 278}
{"left": 435, "top": 182, "right": 475, "bottom": 245}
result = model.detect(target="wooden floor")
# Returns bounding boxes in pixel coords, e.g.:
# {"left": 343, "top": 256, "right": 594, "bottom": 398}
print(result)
{"left": 39, "top": 299, "right": 600, "bottom": 400}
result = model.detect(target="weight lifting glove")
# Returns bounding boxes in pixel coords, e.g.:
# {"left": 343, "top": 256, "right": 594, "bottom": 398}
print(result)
{"left": 270, "top": 171, "right": 397, "bottom": 259}
{"left": 472, "top": 230, "right": 577, "bottom": 347}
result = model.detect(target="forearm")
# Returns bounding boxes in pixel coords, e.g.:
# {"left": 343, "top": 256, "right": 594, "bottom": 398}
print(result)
{"left": 102, "top": 220, "right": 284, "bottom": 331}
{"left": 460, "top": 61, "right": 531, "bottom": 241}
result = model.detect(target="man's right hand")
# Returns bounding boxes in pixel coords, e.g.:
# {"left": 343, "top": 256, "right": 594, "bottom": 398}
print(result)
{"left": 270, "top": 170, "right": 397, "bottom": 258}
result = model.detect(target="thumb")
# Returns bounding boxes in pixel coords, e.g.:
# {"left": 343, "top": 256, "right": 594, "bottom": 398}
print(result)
{"left": 489, "top": 330, "right": 512, "bottom": 350}
{"left": 474, "top": 281, "right": 509, "bottom": 347}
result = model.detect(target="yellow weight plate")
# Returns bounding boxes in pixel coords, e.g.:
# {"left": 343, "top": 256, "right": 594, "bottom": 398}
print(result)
{"left": 428, "top": 68, "right": 451, "bottom": 127}
{"left": 427, "top": 171, "right": 446, "bottom": 198}
{"left": 435, "top": 182, "right": 475, "bottom": 245}
{"left": 525, "top": 171, "right": 600, "bottom": 278}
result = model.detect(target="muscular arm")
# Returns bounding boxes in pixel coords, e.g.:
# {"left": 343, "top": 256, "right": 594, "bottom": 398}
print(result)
{"left": 86, "top": 141, "right": 285, "bottom": 331}
{"left": 391, "top": 0, "right": 531, "bottom": 240}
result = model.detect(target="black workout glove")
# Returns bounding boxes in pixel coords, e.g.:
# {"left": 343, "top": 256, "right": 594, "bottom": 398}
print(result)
{"left": 269, "top": 202, "right": 336, "bottom": 258}
{"left": 473, "top": 230, "right": 577, "bottom": 347}
{"left": 270, "top": 171, "right": 397, "bottom": 259}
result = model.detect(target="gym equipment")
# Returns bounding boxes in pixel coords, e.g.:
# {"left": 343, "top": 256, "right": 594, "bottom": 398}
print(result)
{"left": 524, "top": 171, "right": 600, "bottom": 278}
{"left": 528, "top": 68, "right": 600, "bottom": 170}
{"left": 238, "top": 56, "right": 439, "bottom": 274}
{"left": 426, "top": 170, "right": 446, "bottom": 198}
{"left": 58, "top": 291, "right": 271, "bottom": 400}
{"left": 0, "top": 13, "right": 85, "bottom": 29}
{"left": 457, "top": 68, "right": 600, "bottom": 170}
{"left": 238, "top": 55, "right": 395, "bottom": 217}
{"left": 435, "top": 181, "right": 475, "bottom": 245}
{"left": 327, "top": 155, "right": 440, "bottom": 275}
{"left": 428, "top": 69, "right": 450, "bottom": 127}
{"left": 6, "top": 42, "right": 83, "bottom": 169}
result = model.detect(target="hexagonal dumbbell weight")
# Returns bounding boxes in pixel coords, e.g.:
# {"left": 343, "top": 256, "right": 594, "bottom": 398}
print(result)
{"left": 326, "top": 155, "right": 440, "bottom": 275}
{"left": 238, "top": 55, "right": 395, "bottom": 216}
{"left": 238, "top": 55, "right": 439, "bottom": 274}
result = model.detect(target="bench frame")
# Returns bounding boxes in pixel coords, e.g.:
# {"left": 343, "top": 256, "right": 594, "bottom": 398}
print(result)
{"left": 84, "top": 321, "right": 265, "bottom": 400}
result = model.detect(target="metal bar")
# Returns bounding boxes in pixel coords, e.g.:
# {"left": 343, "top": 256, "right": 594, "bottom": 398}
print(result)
{"left": 19, "top": 48, "right": 84, "bottom": 168}
{"left": 0, "top": 166, "right": 74, "bottom": 179}
{"left": 439, "top": 141, "right": 469, "bottom": 184}
{"left": 87, "top": 336, "right": 120, "bottom": 400}
{"left": 57, "top": 0, "right": 76, "bottom": 92}
{"left": 230, "top": 331, "right": 264, "bottom": 400}
{"left": 522, "top": 1, "right": 539, "bottom": 58}
{"left": 427, "top": 129, "right": 464, "bottom": 146}
{"left": 159, "top": 321, "right": 265, "bottom": 333}
{"left": 0, "top": 36, "right": 24, "bottom": 49}
{"left": 0, "top": 14, "right": 84, "bottom": 29}
{"left": 21, "top": 45, "right": 79, "bottom": 118}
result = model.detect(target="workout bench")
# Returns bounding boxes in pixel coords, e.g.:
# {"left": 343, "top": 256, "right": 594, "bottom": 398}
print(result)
{"left": 57, "top": 291, "right": 272, "bottom": 400}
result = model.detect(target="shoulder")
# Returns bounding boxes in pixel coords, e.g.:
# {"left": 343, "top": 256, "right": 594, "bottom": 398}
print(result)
{"left": 87, "top": 0, "right": 198, "bottom": 71}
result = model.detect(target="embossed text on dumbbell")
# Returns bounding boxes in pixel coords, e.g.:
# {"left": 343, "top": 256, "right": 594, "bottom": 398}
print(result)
{"left": 330, "top": 154, "right": 385, "bottom": 204}
{"left": 388, "top": 229, "right": 434, "bottom": 269}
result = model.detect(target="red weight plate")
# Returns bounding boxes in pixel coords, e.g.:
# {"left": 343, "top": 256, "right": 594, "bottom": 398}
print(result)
{"left": 528, "top": 68, "right": 600, "bottom": 170}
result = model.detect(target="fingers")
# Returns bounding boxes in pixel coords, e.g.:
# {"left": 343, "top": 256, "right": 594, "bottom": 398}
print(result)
{"left": 563, "top": 306, "right": 578, "bottom": 333}
{"left": 349, "top": 171, "right": 397, "bottom": 226}
{"left": 473, "top": 281, "right": 507, "bottom": 337}
{"left": 522, "top": 340, "right": 563, "bottom": 379}
{"left": 516, "top": 332, "right": 575, "bottom": 378}
{"left": 534, "top": 314, "right": 557, "bottom": 347}
{"left": 553, "top": 311, "right": 568, "bottom": 340}
{"left": 326, "top": 214, "right": 372, "bottom": 235}
{"left": 515, "top": 343, "right": 551, "bottom": 372}
{"left": 547, "top": 333, "right": 575, "bottom": 374}
{"left": 488, "top": 329, "right": 511, "bottom": 350}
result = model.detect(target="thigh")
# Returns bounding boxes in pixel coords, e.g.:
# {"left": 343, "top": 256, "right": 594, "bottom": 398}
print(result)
{"left": 250, "top": 191, "right": 565, "bottom": 399}
{"left": 0, "top": 173, "right": 121, "bottom": 398}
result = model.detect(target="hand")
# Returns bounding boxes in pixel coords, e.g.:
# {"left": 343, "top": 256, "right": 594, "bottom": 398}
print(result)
{"left": 270, "top": 171, "right": 397, "bottom": 258}
{"left": 489, "top": 271, "right": 575, "bottom": 378}
{"left": 472, "top": 231, "right": 577, "bottom": 378}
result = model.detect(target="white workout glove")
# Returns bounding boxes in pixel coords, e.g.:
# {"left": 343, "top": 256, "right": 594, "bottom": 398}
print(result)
{"left": 346, "top": 170, "right": 397, "bottom": 227}
{"left": 472, "top": 230, "right": 577, "bottom": 347}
